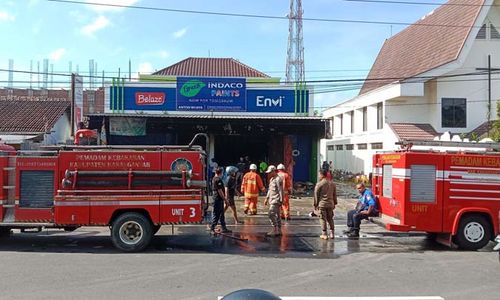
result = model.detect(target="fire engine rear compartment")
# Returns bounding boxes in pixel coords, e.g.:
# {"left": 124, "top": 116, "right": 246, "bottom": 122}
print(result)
{"left": 373, "top": 151, "right": 500, "bottom": 250}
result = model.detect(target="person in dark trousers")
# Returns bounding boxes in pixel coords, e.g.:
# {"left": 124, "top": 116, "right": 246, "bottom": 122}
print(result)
{"left": 210, "top": 167, "right": 232, "bottom": 235}
{"left": 345, "top": 183, "right": 378, "bottom": 238}
{"left": 314, "top": 169, "right": 337, "bottom": 239}
{"left": 224, "top": 166, "right": 241, "bottom": 225}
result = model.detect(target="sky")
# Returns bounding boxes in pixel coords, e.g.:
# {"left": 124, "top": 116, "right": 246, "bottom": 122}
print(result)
{"left": 0, "top": 0, "right": 447, "bottom": 111}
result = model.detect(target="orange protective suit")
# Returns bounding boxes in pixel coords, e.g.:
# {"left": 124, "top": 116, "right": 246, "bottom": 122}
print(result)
{"left": 278, "top": 170, "right": 293, "bottom": 218}
{"left": 241, "top": 171, "right": 265, "bottom": 214}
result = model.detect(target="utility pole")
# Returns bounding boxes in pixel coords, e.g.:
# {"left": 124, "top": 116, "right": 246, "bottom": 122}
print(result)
{"left": 285, "top": 0, "right": 305, "bottom": 84}
{"left": 476, "top": 55, "right": 500, "bottom": 136}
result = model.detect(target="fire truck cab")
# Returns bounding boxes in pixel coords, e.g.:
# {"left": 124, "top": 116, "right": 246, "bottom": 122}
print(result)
{"left": 372, "top": 140, "right": 500, "bottom": 250}
{"left": 0, "top": 134, "right": 209, "bottom": 252}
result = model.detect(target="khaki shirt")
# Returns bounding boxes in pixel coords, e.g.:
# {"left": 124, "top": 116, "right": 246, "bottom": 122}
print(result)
{"left": 314, "top": 179, "right": 337, "bottom": 208}
{"left": 266, "top": 175, "right": 283, "bottom": 205}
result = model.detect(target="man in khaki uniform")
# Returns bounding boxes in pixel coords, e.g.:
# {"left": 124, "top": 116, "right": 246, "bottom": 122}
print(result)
{"left": 313, "top": 169, "right": 337, "bottom": 239}
{"left": 264, "top": 165, "right": 283, "bottom": 237}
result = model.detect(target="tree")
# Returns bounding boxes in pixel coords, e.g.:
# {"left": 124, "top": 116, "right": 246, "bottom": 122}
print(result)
{"left": 492, "top": 101, "right": 500, "bottom": 142}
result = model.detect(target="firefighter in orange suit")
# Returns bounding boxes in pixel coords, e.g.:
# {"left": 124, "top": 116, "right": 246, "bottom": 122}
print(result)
{"left": 277, "top": 163, "right": 293, "bottom": 220}
{"left": 241, "top": 163, "right": 266, "bottom": 215}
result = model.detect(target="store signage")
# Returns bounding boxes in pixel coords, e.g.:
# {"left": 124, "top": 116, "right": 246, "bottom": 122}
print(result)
{"left": 247, "top": 90, "right": 300, "bottom": 113}
{"left": 176, "top": 77, "right": 246, "bottom": 111}
{"left": 135, "top": 92, "right": 165, "bottom": 105}
{"left": 117, "top": 87, "right": 176, "bottom": 111}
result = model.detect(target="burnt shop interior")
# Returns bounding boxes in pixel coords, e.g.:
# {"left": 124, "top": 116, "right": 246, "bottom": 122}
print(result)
{"left": 89, "top": 115, "right": 324, "bottom": 182}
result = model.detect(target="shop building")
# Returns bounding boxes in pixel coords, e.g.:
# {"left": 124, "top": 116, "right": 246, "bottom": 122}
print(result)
{"left": 87, "top": 57, "right": 326, "bottom": 182}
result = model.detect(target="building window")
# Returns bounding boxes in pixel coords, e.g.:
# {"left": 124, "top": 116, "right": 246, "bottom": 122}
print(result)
{"left": 377, "top": 102, "right": 383, "bottom": 129}
{"left": 350, "top": 111, "right": 354, "bottom": 134}
{"left": 357, "top": 143, "right": 367, "bottom": 150}
{"left": 371, "top": 142, "right": 383, "bottom": 149}
{"left": 330, "top": 117, "right": 334, "bottom": 137}
{"left": 476, "top": 24, "right": 486, "bottom": 39}
{"left": 362, "top": 107, "right": 367, "bottom": 132}
{"left": 327, "top": 145, "right": 334, "bottom": 151}
{"left": 336, "top": 145, "right": 343, "bottom": 150}
{"left": 346, "top": 144, "right": 354, "bottom": 150}
{"left": 491, "top": 24, "right": 500, "bottom": 39}
{"left": 442, "top": 98, "right": 466, "bottom": 128}
{"left": 340, "top": 114, "right": 343, "bottom": 135}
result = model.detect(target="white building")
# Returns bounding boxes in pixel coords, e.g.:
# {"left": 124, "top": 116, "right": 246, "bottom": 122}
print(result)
{"left": 321, "top": 0, "right": 500, "bottom": 175}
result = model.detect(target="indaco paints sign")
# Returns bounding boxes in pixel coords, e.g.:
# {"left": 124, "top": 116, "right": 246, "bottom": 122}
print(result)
{"left": 108, "top": 79, "right": 309, "bottom": 114}
{"left": 176, "top": 77, "right": 246, "bottom": 111}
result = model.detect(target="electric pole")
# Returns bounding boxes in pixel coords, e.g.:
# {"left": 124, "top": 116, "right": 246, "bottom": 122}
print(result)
{"left": 286, "top": 0, "right": 305, "bottom": 84}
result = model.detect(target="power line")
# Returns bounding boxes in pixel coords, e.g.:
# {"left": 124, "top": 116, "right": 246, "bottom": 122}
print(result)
{"left": 45, "top": 0, "right": 486, "bottom": 29}
{"left": 313, "top": 98, "right": 497, "bottom": 109}
{"left": 344, "top": 0, "right": 499, "bottom": 7}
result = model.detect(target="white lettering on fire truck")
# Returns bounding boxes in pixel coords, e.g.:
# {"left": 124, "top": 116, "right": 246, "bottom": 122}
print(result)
{"left": 172, "top": 209, "right": 184, "bottom": 216}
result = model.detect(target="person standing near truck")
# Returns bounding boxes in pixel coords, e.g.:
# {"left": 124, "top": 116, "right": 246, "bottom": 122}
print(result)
{"left": 314, "top": 169, "right": 337, "bottom": 239}
{"left": 210, "top": 167, "right": 232, "bottom": 235}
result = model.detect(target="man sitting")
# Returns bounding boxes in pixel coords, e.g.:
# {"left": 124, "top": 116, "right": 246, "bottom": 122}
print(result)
{"left": 345, "top": 183, "right": 378, "bottom": 238}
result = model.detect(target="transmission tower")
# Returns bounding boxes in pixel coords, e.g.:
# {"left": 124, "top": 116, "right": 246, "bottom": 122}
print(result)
{"left": 285, "top": 0, "right": 305, "bottom": 84}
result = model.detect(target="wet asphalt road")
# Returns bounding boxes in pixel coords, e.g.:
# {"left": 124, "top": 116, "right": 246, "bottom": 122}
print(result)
{"left": 0, "top": 197, "right": 498, "bottom": 300}
{"left": 0, "top": 197, "right": 450, "bottom": 256}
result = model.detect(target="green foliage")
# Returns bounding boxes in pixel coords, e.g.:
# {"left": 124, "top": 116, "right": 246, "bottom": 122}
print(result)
{"left": 492, "top": 100, "right": 500, "bottom": 142}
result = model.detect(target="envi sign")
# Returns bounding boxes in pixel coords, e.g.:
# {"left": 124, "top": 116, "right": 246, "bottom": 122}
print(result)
{"left": 135, "top": 92, "right": 165, "bottom": 105}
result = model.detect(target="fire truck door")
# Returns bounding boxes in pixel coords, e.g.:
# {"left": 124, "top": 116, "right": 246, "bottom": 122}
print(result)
{"left": 405, "top": 154, "right": 444, "bottom": 232}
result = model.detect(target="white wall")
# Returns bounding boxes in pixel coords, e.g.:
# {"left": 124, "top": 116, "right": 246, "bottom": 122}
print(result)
{"left": 320, "top": 2, "right": 500, "bottom": 174}
{"left": 45, "top": 112, "right": 71, "bottom": 145}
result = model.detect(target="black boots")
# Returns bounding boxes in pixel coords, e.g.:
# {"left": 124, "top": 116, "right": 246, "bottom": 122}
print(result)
{"left": 347, "top": 229, "right": 359, "bottom": 239}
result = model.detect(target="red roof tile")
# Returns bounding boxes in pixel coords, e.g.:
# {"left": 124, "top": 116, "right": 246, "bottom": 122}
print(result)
{"left": 389, "top": 123, "right": 439, "bottom": 141}
{"left": 360, "top": 0, "right": 485, "bottom": 95}
{"left": 0, "top": 99, "right": 70, "bottom": 133}
{"left": 153, "top": 57, "right": 270, "bottom": 78}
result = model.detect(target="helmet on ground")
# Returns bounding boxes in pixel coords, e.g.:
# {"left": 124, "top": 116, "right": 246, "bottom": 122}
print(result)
{"left": 226, "top": 166, "right": 238, "bottom": 175}
{"left": 277, "top": 163, "right": 285, "bottom": 170}
{"left": 249, "top": 164, "right": 257, "bottom": 170}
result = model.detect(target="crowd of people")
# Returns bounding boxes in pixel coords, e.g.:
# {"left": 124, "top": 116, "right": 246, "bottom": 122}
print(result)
{"left": 208, "top": 157, "right": 378, "bottom": 240}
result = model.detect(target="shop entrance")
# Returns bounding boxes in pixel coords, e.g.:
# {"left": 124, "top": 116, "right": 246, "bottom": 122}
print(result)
{"left": 213, "top": 134, "right": 281, "bottom": 168}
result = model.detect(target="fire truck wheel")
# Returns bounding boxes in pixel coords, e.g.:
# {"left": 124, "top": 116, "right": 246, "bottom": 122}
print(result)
{"left": 455, "top": 215, "right": 492, "bottom": 250}
{"left": 111, "top": 212, "right": 153, "bottom": 252}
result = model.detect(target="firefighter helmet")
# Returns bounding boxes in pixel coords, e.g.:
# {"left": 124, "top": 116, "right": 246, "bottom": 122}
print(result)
{"left": 226, "top": 166, "right": 238, "bottom": 175}
{"left": 277, "top": 163, "right": 285, "bottom": 170}
{"left": 249, "top": 164, "right": 257, "bottom": 170}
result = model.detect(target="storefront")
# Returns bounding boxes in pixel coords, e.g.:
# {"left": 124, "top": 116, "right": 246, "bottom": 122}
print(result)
{"left": 88, "top": 68, "right": 325, "bottom": 182}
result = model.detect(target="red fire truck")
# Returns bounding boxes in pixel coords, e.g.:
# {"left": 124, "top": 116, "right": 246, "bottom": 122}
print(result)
{"left": 372, "top": 140, "right": 500, "bottom": 250}
{"left": 0, "top": 134, "right": 209, "bottom": 252}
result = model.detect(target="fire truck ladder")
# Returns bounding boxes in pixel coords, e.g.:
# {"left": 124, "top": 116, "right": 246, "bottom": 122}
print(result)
{"left": 2, "top": 155, "right": 16, "bottom": 223}
{"left": 397, "top": 139, "right": 500, "bottom": 151}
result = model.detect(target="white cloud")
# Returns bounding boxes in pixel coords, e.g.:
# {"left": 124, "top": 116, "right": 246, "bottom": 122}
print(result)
{"left": 81, "top": 15, "right": 110, "bottom": 37}
{"left": 138, "top": 62, "right": 153, "bottom": 74}
{"left": 85, "top": 0, "right": 140, "bottom": 12}
{"left": 172, "top": 27, "right": 187, "bottom": 39}
{"left": 49, "top": 48, "right": 66, "bottom": 61}
{"left": 0, "top": 11, "right": 15, "bottom": 22}
{"left": 158, "top": 50, "right": 169, "bottom": 59}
